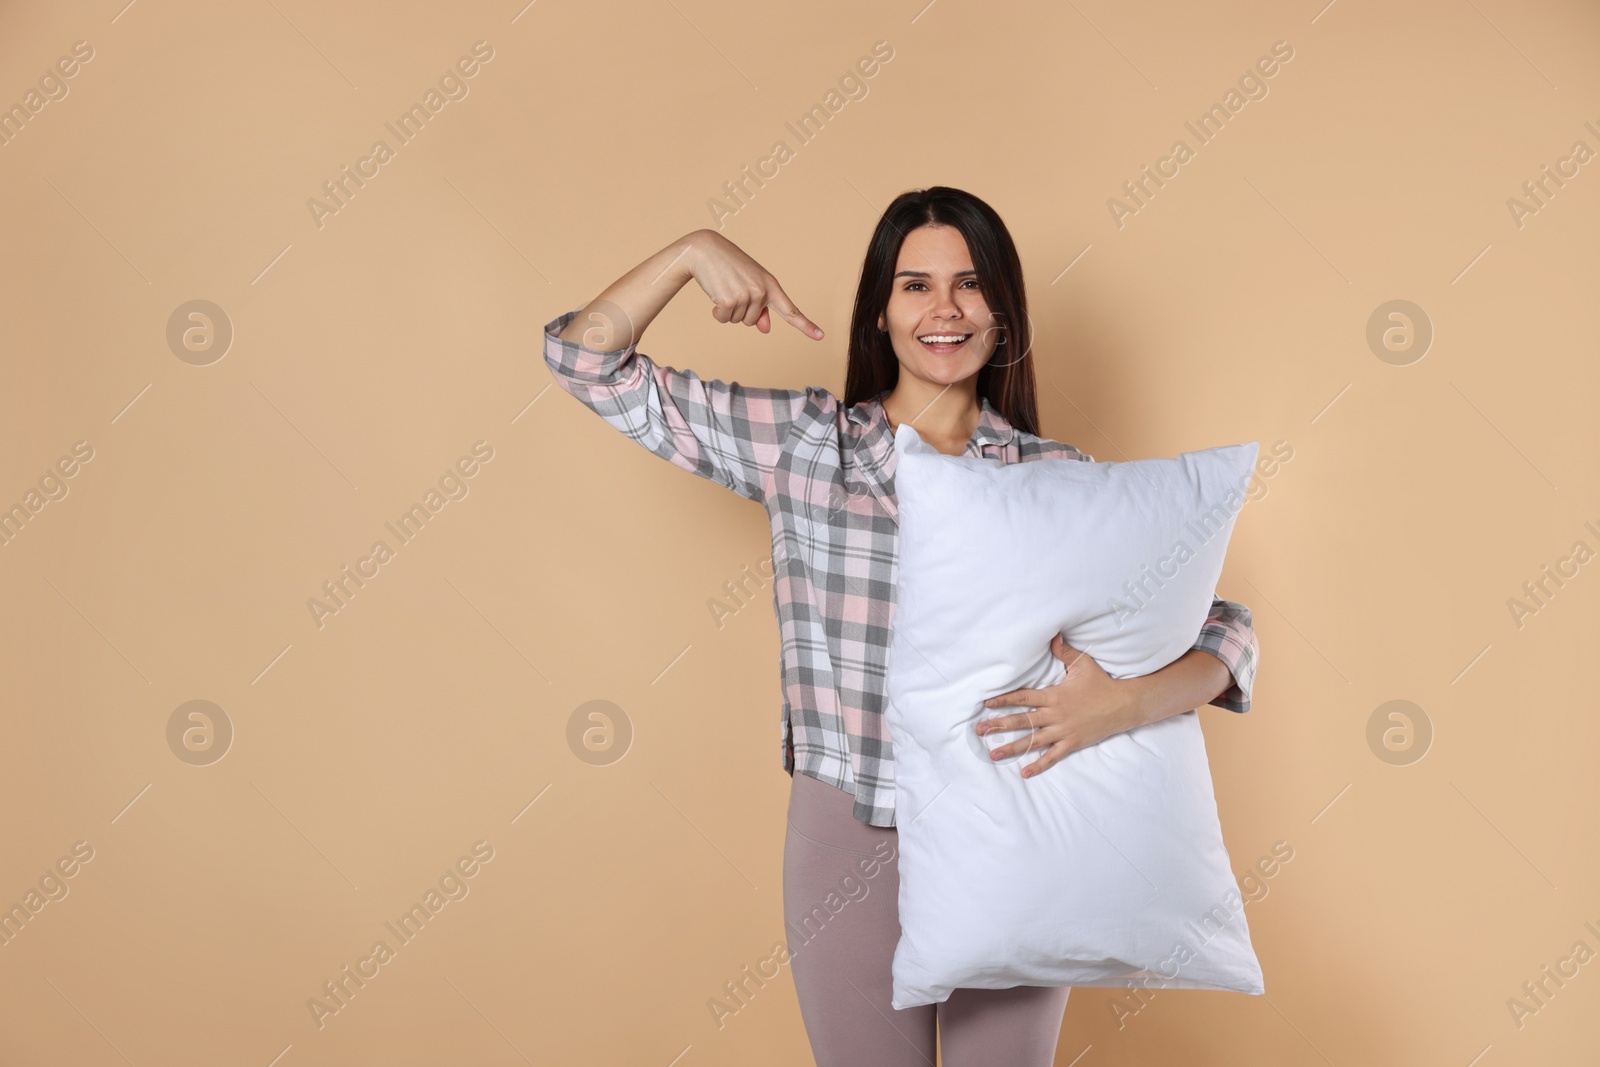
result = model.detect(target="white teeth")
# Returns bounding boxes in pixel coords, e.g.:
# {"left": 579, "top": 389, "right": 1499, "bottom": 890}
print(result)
{"left": 919, "top": 334, "right": 969, "bottom": 343}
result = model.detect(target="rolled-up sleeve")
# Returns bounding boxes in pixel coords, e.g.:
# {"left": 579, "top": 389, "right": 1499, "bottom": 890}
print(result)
{"left": 542, "top": 308, "right": 805, "bottom": 506}
{"left": 1189, "top": 595, "right": 1258, "bottom": 713}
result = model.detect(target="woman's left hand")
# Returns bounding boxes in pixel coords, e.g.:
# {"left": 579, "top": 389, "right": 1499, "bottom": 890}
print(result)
{"left": 976, "top": 635, "right": 1146, "bottom": 779}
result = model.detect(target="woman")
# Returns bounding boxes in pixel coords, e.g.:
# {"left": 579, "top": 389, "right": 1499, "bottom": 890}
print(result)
{"left": 542, "top": 187, "right": 1258, "bottom": 1066}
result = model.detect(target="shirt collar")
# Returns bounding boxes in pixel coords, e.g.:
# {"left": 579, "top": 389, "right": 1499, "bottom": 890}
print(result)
{"left": 848, "top": 390, "right": 1016, "bottom": 448}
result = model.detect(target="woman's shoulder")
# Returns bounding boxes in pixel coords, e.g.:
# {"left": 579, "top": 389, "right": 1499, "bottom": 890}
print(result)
{"left": 1013, "top": 426, "right": 1095, "bottom": 463}
{"left": 793, "top": 385, "right": 885, "bottom": 430}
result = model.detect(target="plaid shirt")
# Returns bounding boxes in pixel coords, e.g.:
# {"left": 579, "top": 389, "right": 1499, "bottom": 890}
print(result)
{"left": 543, "top": 308, "right": 1258, "bottom": 827}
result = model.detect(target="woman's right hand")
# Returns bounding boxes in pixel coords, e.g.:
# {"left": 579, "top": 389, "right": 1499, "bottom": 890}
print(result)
{"left": 682, "top": 229, "right": 825, "bottom": 339}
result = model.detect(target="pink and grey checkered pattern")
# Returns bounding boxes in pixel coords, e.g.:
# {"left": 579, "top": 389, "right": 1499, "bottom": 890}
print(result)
{"left": 543, "top": 308, "right": 1258, "bottom": 827}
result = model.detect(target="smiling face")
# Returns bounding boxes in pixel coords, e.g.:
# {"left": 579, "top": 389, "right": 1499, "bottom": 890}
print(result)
{"left": 876, "top": 224, "right": 998, "bottom": 391}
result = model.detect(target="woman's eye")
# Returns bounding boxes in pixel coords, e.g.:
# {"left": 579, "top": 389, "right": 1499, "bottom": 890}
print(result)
{"left": 903, "top": 279, "right": 982, "bottom": 291}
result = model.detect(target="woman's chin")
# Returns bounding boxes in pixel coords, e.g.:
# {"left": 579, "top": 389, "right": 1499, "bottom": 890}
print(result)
{"left": 919, "top": 366, "right": 982, "bottom": 387}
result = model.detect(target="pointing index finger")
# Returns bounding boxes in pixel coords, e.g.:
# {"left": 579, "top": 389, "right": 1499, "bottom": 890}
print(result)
{"left": 767, "top": 284, "right": 825, "bottom": 339}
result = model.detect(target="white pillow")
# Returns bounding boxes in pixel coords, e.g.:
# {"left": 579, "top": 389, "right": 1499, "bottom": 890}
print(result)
{"left": 886, "top": 423, "right": 1264, "bottom": 1010}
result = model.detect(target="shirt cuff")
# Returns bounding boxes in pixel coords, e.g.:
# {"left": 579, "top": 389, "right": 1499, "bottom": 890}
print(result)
{"left": 543, "top": 307, "right": 639, "bottom": 383}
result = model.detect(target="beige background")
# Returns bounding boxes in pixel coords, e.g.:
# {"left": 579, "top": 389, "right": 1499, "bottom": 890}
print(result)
{"left": 2, "top": 0, "right": 1597, "bottom": 1064}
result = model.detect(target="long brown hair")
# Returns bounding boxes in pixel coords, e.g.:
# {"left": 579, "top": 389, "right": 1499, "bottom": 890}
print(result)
{"left": 842, "top": 186, "right": 1042, "bottom": 437}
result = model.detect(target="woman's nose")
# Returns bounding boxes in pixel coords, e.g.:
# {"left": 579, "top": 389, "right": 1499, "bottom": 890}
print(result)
{"left": 931, "top": 287, "right": 962, "bottom": 319}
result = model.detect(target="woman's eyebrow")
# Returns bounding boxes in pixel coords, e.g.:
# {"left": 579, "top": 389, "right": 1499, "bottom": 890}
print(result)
{"left": 892, "top": 268, "right": 978, "bottom": 279}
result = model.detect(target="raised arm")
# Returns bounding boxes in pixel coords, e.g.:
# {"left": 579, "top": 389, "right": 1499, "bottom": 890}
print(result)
{"left": 554, "top": 228, "right": 823, "bottom": 351}
{"left": 543, "top": 230, "right": 826, "bottom": 506}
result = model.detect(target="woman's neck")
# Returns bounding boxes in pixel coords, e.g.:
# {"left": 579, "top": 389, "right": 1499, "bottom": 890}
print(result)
{"left": 881, "top": 382, "right": 981, "bottom": 447}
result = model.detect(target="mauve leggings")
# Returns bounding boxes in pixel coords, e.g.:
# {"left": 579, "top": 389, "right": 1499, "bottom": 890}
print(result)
{"left": 782, "top": 770, "right": 1071, "bottom": 1066}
